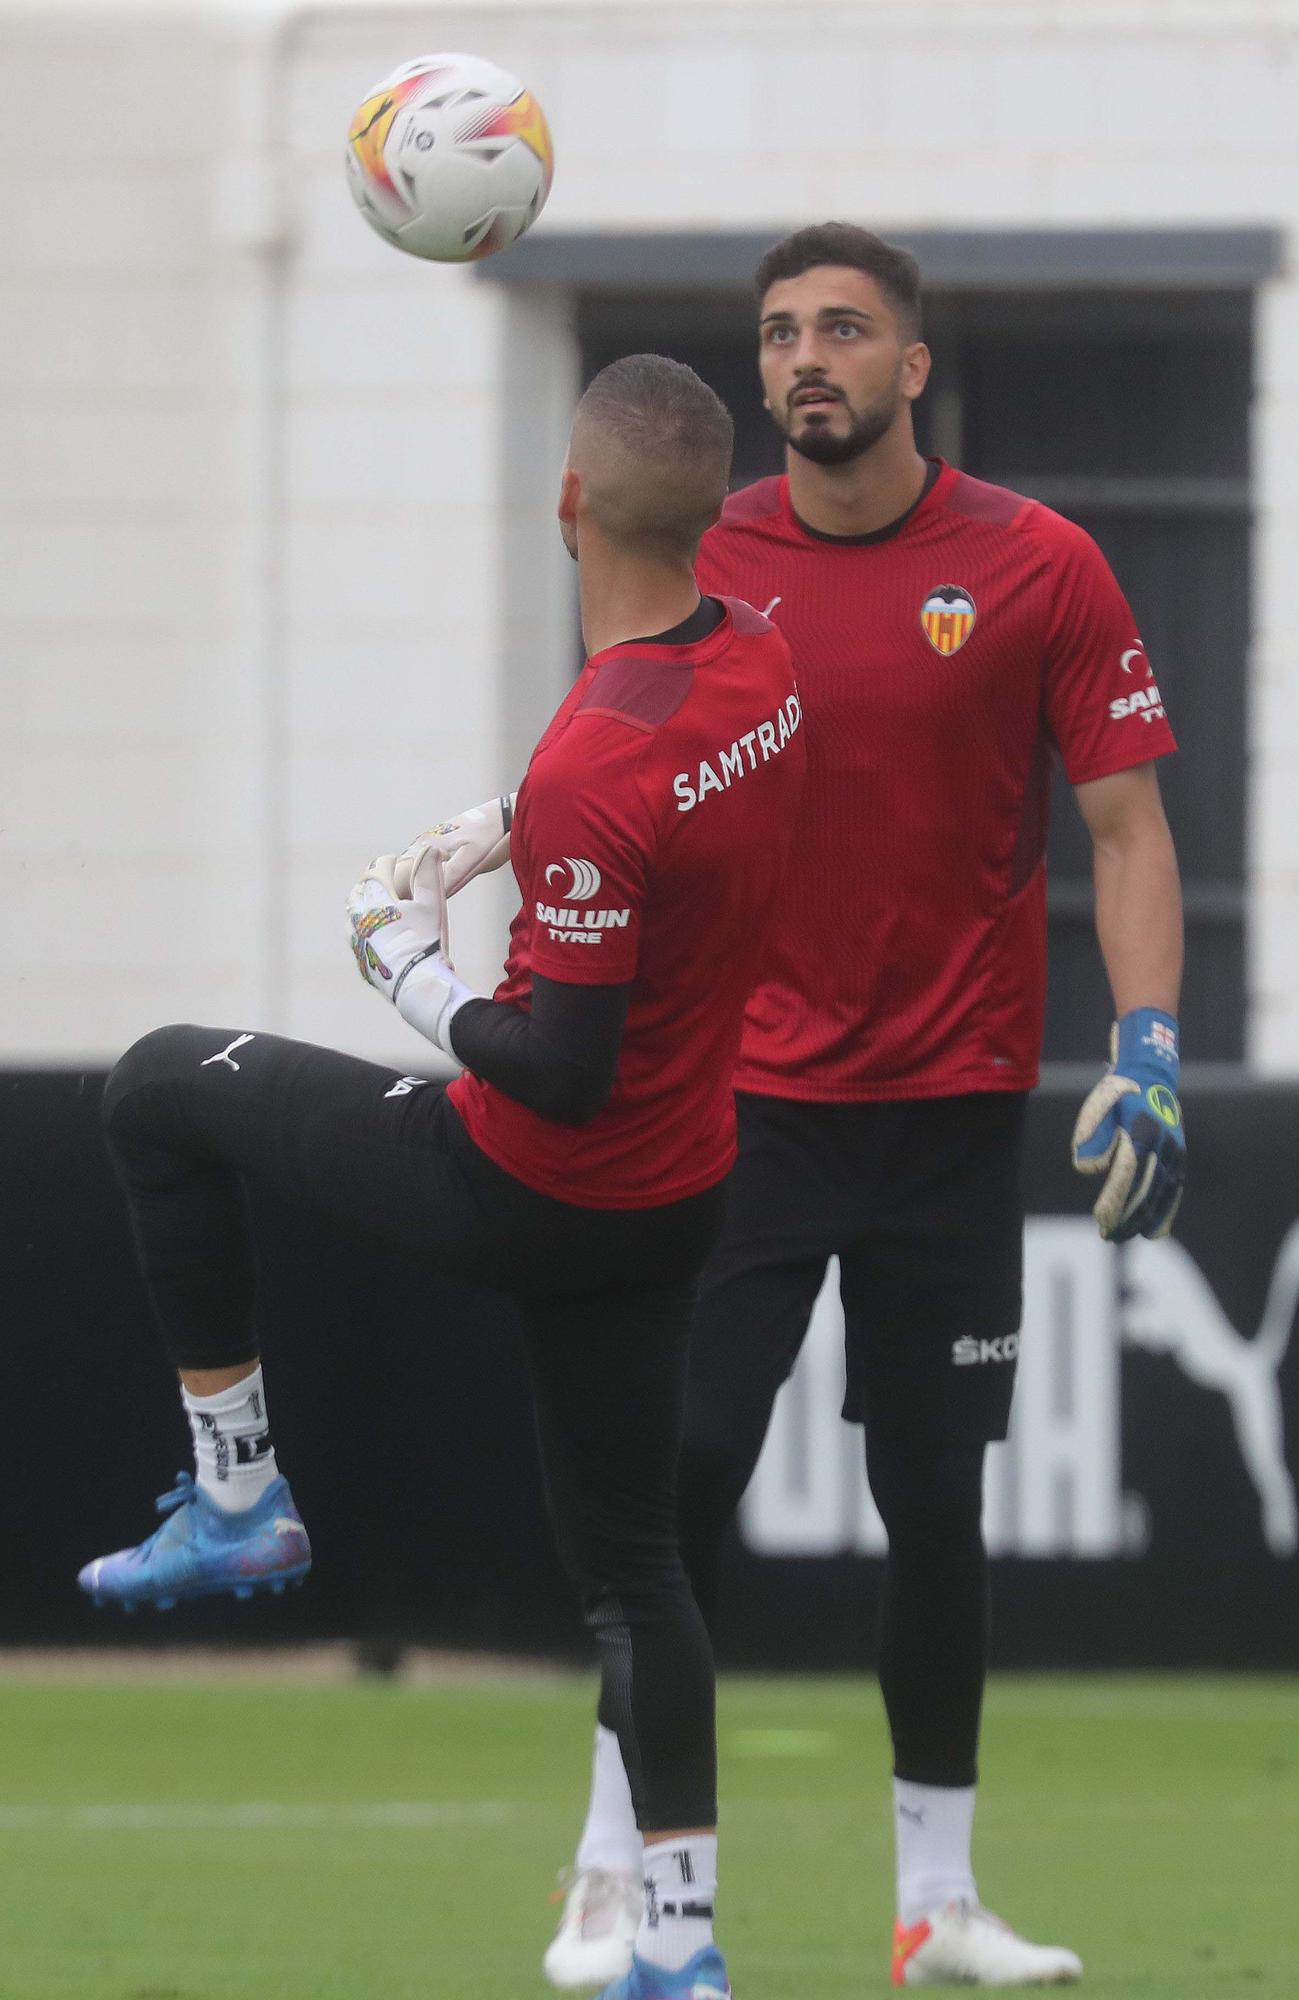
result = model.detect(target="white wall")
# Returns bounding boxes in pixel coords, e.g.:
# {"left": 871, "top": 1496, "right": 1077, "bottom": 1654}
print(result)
{"left": 4, "top": 0, "right": 1299, "bottom": 1068}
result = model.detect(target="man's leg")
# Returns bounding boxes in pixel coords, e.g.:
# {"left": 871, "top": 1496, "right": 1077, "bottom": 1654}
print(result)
{"left": 524, "top": 1283, "right": 732, "bottom": 2000}
{"left": 550, "top": 1105, "right": 831, "bottom": 1986}
{"left": 842, "top": 1094, "right": 1080, "bottom": 1986}
{"left": 547, "top": 1256, "right": 824, "bottom": 1987}
{"left": 866, "top": 1427, "right": 1082, "bottom": 1986}
{"left": 678, "top": 1254, "right": 832, "bottom": 1623}
{"left": 83, "top": 1022, "right": 504, "bottom": 1607}
{"left": 864, "top": 1429, "right": 988, "bottom": 1906}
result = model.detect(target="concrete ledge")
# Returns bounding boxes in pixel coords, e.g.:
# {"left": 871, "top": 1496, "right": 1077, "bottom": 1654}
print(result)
{"left": 479, "top": 227, "right": 1284, "bottom": 292}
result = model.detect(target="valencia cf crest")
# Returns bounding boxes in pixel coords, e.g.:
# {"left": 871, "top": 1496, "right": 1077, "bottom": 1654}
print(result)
{"left": 921, "top": 585, "right": 977, "bottom": 656}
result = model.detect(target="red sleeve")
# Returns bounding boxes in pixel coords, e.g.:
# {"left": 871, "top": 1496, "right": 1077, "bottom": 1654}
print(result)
{"left": 516, "top": 717, "right": 655, "bottom": 986}
{"left": 1037, "top": 512, "right": 1178, "bottom": 784}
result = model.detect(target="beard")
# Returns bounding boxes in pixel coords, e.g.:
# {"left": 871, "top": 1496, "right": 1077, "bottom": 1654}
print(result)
{"left": 781, "top": 397, "right": 897, "bottom": 466}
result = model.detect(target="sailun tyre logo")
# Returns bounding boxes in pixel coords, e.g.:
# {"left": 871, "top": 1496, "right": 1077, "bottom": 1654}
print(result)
{"left": 537, "top": 855, "right": 628, "bottom": 945}
{"left": 545, "top": 857, "right": 602, "bottom": 900}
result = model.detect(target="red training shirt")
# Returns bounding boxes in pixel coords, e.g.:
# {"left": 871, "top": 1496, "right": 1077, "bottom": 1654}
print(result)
{"left": 449, "top": 598, "right": 806, "bottom": 1207}
{"left": 694, "top": 461, "right": 1177, "bottom": 1102}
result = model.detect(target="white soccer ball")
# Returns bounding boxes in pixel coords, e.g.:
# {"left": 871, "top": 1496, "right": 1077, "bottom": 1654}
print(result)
{"left": 345, "top": 51, "right": 554, "bottom": 263}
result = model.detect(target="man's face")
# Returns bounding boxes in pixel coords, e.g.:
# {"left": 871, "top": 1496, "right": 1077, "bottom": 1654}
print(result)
{"left": 757, "top": 266, "right": 929, "bottom": 466}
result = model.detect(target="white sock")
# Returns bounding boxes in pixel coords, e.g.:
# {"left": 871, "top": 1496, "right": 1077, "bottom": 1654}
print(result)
{"left": 638, "top": 1834, "right": 717, "bottom": 1973}
{"left": 182, "top": 1364, "right": 279, "bottom": 1513}
{"left": 576, "top": 1724, "right": 643, "bottom": 1876}
{"left": 893, "top": 1778, "right": 978, "bottom": 1925}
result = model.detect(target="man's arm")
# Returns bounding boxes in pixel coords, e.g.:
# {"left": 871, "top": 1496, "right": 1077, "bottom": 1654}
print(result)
{"left": 1075, "top": 761, "right": 1183, "bottom": 1016}
{"left": 1071, "top": 760, "right": 1186, "bottom": 1241}
{"left": 346, "top": 852, "right": 629, "bottom": 1124}
{"left": 449, "top": 978, "right": 630, "bottom": 1126}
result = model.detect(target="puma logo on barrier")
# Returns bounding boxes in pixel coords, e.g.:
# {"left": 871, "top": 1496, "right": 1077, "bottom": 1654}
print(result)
{"left": 1123, "top": 1229, "right": 1299, "bottom": 1556}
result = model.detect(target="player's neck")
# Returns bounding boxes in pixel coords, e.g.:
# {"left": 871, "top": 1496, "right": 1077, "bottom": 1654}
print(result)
{"left": 578, "top": 546, "right": 702, "bottom": 656}
{"left": 785, "top": 430, "right": 930, "bottom": 540}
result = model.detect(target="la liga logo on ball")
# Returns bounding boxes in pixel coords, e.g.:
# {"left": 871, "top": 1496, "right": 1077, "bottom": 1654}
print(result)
{"left": 345, "top": 52, "right": 554, "bottom": 263}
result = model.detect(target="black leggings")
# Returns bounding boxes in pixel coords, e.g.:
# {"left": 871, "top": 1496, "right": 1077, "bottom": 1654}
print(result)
{"left": 865, "top": 1431, "right": 987, "bottom": 1788}
{"left": 102, "top": 1023, "right": 726, "bottom": 1831}
{"left": 676, "top": 1382, "right": 988, "bottom": 1789}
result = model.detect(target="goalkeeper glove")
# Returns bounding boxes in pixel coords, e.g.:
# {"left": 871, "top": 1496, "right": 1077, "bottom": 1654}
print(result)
{"left": 346, "top": 848, "right": 477, "bottom": 1059}
{"left": 392, "top": 793, "right": 516, "bottom": 900}
{"left": 1072, "top": 1007, "right": 1185, "bottom": 1242}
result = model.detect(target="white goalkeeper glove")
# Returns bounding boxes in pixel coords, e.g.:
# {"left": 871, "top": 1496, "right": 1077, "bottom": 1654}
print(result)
{"left": 346, "top": 848, "right": 477, "bottom": 1059}
{"left": 392, "top": 792, "right": 516, "bottom": 900}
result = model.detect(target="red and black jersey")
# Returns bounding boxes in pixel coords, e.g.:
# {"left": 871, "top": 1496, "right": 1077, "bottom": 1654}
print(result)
{"left": 694, "top": 460, "right": 1177, "bottom": 1102}
{"left": 449, "top": 599, "right": 806, "bottom": 1207}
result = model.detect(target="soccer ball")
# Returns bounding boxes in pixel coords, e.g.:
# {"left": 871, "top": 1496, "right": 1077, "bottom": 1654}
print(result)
{"left": 345, "top": 52, "right": 554, "bottom": 263}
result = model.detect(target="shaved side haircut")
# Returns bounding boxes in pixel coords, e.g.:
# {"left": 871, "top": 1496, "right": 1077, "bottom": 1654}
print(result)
{"left": 756, "top": 223, "right": 923, "bottom": 340}
{"left": 571, "top": 354, "right": 734, "bottom": 565}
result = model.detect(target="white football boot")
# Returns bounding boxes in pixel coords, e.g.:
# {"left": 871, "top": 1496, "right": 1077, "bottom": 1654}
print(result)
{"left": 544, "top": 1867, "right": 643, "bottom": 1989}
{"left": 892, "top": 1899, "right": 1083, "bottom": 1986}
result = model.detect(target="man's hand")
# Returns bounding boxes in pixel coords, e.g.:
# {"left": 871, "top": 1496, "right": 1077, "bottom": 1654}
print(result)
{"left": 1072, "top": 1008, "right": 1185, "bottom": 1241}
{"left": 393, "top": 793, "right": 516, "bottom": 900}
{"left": 346, "top": 849, "right": 475, "bottom": 1058}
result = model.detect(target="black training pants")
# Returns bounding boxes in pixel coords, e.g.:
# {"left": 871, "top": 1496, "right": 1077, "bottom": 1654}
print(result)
{"left": 102, "top": 1023, "right": 726, "bottom": 1832}
{"left": 673, "top": 1090, "right": 1027, "bottom": 1790}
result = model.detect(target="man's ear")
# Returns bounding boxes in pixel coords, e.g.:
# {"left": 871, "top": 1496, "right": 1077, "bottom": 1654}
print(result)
{"left": 557, "top": 460, "right": 581, "bottom": 529}
{"left": 902, "top": 341, "right": 932, "bottom": 403}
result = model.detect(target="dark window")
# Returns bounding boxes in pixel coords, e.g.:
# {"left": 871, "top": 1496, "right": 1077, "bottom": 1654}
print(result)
{"left": 579, "top": 286, "right": 1249, "bottom": 1066}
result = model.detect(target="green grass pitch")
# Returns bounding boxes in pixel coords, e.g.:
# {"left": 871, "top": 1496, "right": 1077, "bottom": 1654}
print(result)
{"left": 0, "top": 1670, "right": 1294, "bottom": 1997}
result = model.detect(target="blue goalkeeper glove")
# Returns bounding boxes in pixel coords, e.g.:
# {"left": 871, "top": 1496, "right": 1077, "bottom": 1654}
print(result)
{"left": 1072, "top": 1008, "right": 1185, "bottom": 1242}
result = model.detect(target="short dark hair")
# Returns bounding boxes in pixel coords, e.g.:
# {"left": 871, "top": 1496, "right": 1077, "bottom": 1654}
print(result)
{"left": 755, "top": 223, "right": 923, "bottom": 339}
{"left": 573, "top": 353, "right": 735, "bottom": 563}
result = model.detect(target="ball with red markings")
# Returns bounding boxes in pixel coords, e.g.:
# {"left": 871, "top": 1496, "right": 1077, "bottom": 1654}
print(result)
{"left": 345, "top": 52, "right": 554, "bottom": 263}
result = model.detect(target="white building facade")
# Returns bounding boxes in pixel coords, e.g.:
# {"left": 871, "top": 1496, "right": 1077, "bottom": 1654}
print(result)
{"left": 4, "top": 0, "right": 1299, "bottom": 1070}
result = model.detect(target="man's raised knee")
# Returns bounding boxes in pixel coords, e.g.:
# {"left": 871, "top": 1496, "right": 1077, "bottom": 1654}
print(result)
{"left": 101, "top": 1024, "right": 202, "bottom": 1137}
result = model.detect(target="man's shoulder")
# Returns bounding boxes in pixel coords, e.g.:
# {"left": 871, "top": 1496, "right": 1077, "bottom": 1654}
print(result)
{"left": 572, "top": 605, "right": 786, "bottom": 739}
{"left": 939, "top": 466, "right": 1034, "bottom": 530}
{"left": 720, "top": 474, "right": 785, "bottom": 522}
{"left": 707, "top": 476, "right": 786, "bottom": 540}
{"left": 942, "top": 468, "right": 1104, "bottom": 566}
{"left": 574, "top": 653, "right": 697, "bottom": 736}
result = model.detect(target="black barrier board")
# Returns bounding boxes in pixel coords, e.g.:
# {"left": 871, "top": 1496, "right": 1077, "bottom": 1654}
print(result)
{"left": 2, "top": 1072, "right": 1296, "bottom": 1666}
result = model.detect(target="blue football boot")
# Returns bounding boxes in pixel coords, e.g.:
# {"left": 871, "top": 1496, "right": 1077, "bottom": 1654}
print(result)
{"left": 77, "top": 1471, "right": 312, "bottom": 1611}
{"left": 596, "top": 1947, "right": 732, "bottom": 2000}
